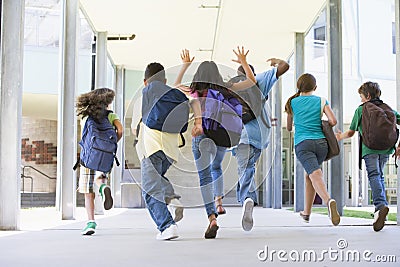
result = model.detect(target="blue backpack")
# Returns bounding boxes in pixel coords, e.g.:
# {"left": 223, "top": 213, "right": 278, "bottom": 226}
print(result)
{"left": 142, "top": 81, "right": 190, "bottom": 134}
{"left": 74, "top": 111, "right": 119, "bottom": 173}
{"left": 202, "top": 89, "right": 243, "bottom": 147}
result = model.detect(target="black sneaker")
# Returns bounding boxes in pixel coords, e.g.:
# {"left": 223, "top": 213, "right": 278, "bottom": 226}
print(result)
{"left": 373, "top": 206, "right": 389, "bottom": 232}
{"left": 299, "top": 211, "right": 310, "bottom": 223}
{"left": 100, "top": 184, "right": 113, "bottom": 210}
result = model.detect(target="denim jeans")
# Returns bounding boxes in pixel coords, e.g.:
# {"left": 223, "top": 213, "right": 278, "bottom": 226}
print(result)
{"left": 141, "top": 150, "right": 175, "bottom": 232}
{"left": 232, "top": 143, "right": 262, "bottom": 205}
{"left": 363, "top": 154, "right": 389, "bottom": 210}
{"left": 294, "top": 139, "right": 327, "bottom": 175}
{"left": 192, "top": 134, "right": 226, "bottom": 217}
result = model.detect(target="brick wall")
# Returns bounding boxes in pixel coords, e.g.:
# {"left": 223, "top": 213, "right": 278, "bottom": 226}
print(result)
{"left": 21, "top": 118, "right": 57, "bottom": 192}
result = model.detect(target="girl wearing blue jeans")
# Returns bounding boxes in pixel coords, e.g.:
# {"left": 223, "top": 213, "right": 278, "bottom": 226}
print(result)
{"left": 175, "top": 48, "right": 256, "bottom": 238}
{"left": 285, "top": 73, "right": 340, "bottom": 226}
{"left": 337, "top": 81, "right": 400, "bottom": 232}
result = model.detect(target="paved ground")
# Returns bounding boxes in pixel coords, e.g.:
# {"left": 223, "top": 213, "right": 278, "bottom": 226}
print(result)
{"left": 0, "top": 206, "right": 399, "bottom": 267}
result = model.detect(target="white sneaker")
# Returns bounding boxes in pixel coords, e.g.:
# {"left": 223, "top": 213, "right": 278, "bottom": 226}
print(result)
{"left": 373, "top": 206, "right": 389, "bottom": 232}
{"left": 168, "top": 199, "right": 184, "bottom": 223}
{"left": 242, "top": 198, "right": 254, "bottom": 231}
{"left": 156, "top": 224, "right": 179, "bottom": 240}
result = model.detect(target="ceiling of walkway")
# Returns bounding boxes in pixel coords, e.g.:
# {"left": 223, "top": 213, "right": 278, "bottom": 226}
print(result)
{"left": 80, "top": 0, "right": 326, "bottom": 72}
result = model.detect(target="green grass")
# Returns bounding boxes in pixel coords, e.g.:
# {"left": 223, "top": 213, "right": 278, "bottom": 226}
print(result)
{"left": 287, "top": 207, "right": 397, "bottom": 221}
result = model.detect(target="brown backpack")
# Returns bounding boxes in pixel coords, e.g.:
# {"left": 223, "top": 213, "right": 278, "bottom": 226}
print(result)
{"left": 361, "top": 99, "right": 398, "bottom": 150}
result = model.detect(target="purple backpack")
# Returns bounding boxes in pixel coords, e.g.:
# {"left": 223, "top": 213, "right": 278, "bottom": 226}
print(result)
{"left": 202, "top": 89, "right": 243, "bottom": 147}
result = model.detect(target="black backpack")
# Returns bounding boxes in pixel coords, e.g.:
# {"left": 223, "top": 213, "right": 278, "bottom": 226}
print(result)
{"left": 361, "top": 99, "right": 398, "bottom": 150}
{"left": 229, "top": 75, "right": 267, "bottom": 124}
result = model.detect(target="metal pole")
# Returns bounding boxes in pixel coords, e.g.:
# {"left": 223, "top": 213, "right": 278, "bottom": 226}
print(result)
{"left": 93, "top": 31, "right": 107, "bottom": 214}
{"left": 112, "top": 66, "right": 125, "bottom": 208}
{"left": 327, "top": 0, "right": 344, "bottom": 215}
{"left": 95, "top": 31, "right": 107, "bottom": 88}
{"left": 395, "top": 0, "right": 400, "bottom": 226}
{"left": 57, "top": 0, "right": 78, "bottom": 220}
{"left": 294, "top": 32, "right": 305, "bottom": 212}
{"left": 0, "top": 0, "right": 25, "bottom": 230}
{"left": 273, "top": 80, "right": 282, "bottom": 209}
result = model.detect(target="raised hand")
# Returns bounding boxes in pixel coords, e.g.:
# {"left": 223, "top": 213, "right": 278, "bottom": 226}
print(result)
{"left": 181, "top": 49, "right": 194, "bottom": 65}
{"left": 232, "top": 46, "right": 249, "bottom": 65}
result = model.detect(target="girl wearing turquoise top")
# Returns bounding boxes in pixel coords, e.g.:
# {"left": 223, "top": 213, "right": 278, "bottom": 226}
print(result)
{"left": 285, "top": 73, "right": 340, "bottom": 226}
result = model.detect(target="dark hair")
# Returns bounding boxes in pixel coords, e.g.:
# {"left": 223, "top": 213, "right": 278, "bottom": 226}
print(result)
{"left": 190, "top": 61, "right": 232, "bottom": 96}
{"left": 358, "top": 81, "right": 381, "bottom": 100}
{"left": 144, "top": 62, "right": 165, "bottom": 83}
{"left": 284, "top": 73, "right": 317, "bottom": 115}
{"left": 237, "top": 64, "right": 255, "bottom": 76}
{"left": 76, "top": 88, "right": 115, "bottom": 121}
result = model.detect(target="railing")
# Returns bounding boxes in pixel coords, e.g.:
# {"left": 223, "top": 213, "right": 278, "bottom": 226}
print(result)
{"left": 21, "top": 165, "right": 56, "bottom": 206}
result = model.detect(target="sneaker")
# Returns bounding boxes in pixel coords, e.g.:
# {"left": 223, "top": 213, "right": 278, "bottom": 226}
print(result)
{"left": 373, "top": 206, "right": 389, "bottom": 232}
{"left": 99, "top": 184, "right": 113, "bottom": 210}
{"left": 327, "top": 199, "right": 340, "bottom": 226}
{"left": 81, "top": 221, "right": 97, "bottom": 235}
{"left": 242, "top": 198, "right": 254, "bottom": 231}
{"left": 299, "top": 211, "right": 310, "bottom": 223}
{"left": 156, "top": 224, "right": 179, "bottom": 240}
{"left": 168, "top": 198, "right": 184, "bottom": 223}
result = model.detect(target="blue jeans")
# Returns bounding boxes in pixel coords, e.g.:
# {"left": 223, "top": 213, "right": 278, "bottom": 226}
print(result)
{"left": 232, "top": 143, "right": 262, "bottom": 205}
{"left": 192, "top": 134, "right": 226, "bottom": 217}
{"left": 363, "top": 154, "right": 389, "bottom": 210}
{"left": 141, "top": 150, "right": 175, "bottom": 232}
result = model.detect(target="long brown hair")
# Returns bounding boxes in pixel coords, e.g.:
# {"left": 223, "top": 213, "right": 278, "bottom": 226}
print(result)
{"left": 284, "top": 73, "right": 316, "bottom": 115}
{"left": 76, "top": 88, "right": 115, "bottom": 121}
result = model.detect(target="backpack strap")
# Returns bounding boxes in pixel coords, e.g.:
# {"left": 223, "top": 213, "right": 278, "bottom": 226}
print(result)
{"left": 358, "top": 133, "right": 362, "bottom": 170}
{"left": 73, "top": 157, "right": 80, "bottom": 171}
{"left": 114, "top": 156, "right": 120, "bottom": 167}
{"left": 133, "top": 118, "right": 142, "bottom": 146}
{"left": 320, "top": 97, "right": 326, "bottom": 118}
{"left": 178, "top": 133, "right": 185, "bottom": 148}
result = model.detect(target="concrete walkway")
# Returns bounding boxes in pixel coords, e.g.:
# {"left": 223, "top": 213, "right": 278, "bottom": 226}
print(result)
{"left": 0, "top": 207, "right": 399, "bottom": 267}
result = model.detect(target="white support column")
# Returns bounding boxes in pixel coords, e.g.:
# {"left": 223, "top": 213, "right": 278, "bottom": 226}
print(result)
{"left": 272, "top": 80, "right": 282, "bottom": 209}
{"left": 95, "top": 31, "right": 107, "bottom": 88}
{"left": 263, "top": 145, "right": 273, "bottom": 208}
{"left": 57, "top": 0, "right": 78, "bottom": 220}
{"left": 263, "top": 90, "right": 274, "bottom": 208}
{"left": 294, "top": 32, "right": 305, "bottom": 212}
{"left": 94, "top": 31, "right": 108, "bottom": 214}
{"left": 327, "top": 0, "right": 344, "bottom": 215}
{"left": 112, "top": 66, "right": 125, "bottom": 208}
{"left": 395, "top": 0, "right": 400, "bottom": 226}
{"left": 0, "top": 0, "right": 25, "bottom": 230}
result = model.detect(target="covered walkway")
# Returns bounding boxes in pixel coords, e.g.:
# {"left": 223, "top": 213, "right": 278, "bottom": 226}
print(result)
{"left": 0, "top": 207, "right": 399, "bottom": 266}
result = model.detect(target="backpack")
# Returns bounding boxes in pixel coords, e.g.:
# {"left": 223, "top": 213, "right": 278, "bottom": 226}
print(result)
{"left": 202, "top": 88, "right": 243, "bottom": 147}
{"left": 142, "top": 81, "right": 189, "bottom": 134}
{"left": 74, "top": 111, "right": 120, "bottom": 173}
{"left": 229, "top": 75, "right": 267, "bottom": 124}
{"left": 361, "top": 99, "right": 399, "bottom": 150}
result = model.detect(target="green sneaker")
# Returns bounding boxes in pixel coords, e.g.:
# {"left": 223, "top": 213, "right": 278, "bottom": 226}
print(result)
{"left": 99, "top": 184, "right": 113, "bottom": 210}
{"left": 81, "top": 221, "right": 97, "bottom": 235}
